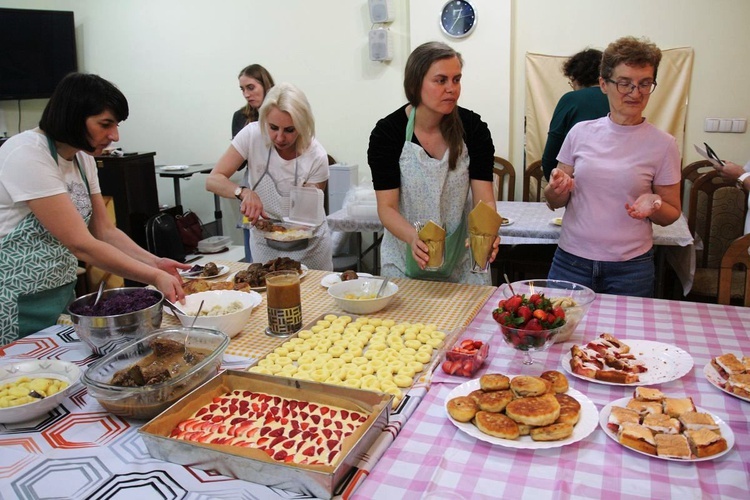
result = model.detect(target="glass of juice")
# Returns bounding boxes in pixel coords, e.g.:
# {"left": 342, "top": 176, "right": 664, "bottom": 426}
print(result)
{"left": 265, "top": 270, "right": 302, "bottom": 337}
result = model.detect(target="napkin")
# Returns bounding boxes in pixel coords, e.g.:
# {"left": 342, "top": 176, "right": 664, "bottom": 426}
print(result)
{"left": 418, "top": 220, "right": 446, "bottom": 268}
{"left": 468, "top": 201, "right": 502, "bottom": 267}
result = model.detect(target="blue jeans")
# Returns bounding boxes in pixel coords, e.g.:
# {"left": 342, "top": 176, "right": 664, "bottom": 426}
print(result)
{"left": 548, "top": 247, "right": 655, "bottom": 297}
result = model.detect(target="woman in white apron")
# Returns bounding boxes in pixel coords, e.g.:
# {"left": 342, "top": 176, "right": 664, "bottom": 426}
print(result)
{"left": 0, "top": 73, "right": 188, "bottom": 343}
{"left": 207, "top": 83, "right": 333, "bottom": 271}
{"left": 368, "top": 42, "right": 500, "bottom": 285}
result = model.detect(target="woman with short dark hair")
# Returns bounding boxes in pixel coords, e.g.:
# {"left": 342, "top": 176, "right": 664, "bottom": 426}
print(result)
{"left": 0, "top": 73, "right": 188, "bottom": 342}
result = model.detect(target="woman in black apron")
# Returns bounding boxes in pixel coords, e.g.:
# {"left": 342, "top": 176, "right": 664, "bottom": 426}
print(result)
{"left": 207, "top": 83, "right": 333, "bottom": 271}
{"left": 368, "top": 42, "right": 500, "bottom": 285}
{"left": 0, "top": 73, "right": 188, "bottom": 343}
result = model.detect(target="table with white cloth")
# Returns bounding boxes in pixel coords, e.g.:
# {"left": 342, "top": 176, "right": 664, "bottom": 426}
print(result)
{"left": 497, "top": 201, "right": 696, "bottom": 297}
{"left": 353, "top": 287, "right": 750, "bottom": 499}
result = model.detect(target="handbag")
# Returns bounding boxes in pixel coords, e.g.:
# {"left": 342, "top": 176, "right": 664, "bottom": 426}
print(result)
{"left": 145, "top": 212, "right": 186, "bottom": 262}
{"left": 175, "top": 210, "right": 205, "bottom": 253}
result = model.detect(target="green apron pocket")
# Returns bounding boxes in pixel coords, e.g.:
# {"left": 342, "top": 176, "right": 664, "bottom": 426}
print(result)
{"left": 405, "top": 218, "right": 467, "bottom": 281}
{"left": 17, "top": 282, "right": 76, "bottom": 337}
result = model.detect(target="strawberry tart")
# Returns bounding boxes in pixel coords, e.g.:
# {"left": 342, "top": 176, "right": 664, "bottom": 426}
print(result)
{"left": 169, "top": 390, "right": 369, "bottom": 466}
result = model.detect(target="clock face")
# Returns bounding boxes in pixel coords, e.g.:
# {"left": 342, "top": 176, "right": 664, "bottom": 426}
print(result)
{"left": 440, "top": 0, "right": 477, "bottom": 39}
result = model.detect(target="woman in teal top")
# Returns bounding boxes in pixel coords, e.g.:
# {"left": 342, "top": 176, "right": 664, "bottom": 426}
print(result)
{"left": 0, "top": 73, "right": 188, "bottom": 343}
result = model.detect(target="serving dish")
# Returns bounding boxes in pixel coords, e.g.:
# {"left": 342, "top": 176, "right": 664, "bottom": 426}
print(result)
{"left": 82, "top": 327, "right": 229, "bottom": 420}
{"left": 444, "top": 377, "right": 598, "bottom": 450}
{"left": 230, "top": 264, "right": 308, "bottom": 291}
{"left": 0, "top": 360, "right": 82, "bottom": 424}
{"left": 179, "top": 264, "right": 230, "bottom": 280}
{"left": 328, "top": 278, "right": 398, "bottom": 315}
{"left": 703, "top": 359, "right": 750, "bottom": 403}
{"left": 167, "top": 290, "right": 262, "bottom": 338}
{"left": 599, "top": 397, "right": 735, "bottom": 462}
{"left": 561, "top": 339, "right": 693, "bottom": 386}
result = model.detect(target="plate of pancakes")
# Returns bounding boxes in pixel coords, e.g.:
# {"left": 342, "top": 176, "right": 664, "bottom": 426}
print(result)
{"left": 444, "top": 372, "right": 598, "bottom": 449}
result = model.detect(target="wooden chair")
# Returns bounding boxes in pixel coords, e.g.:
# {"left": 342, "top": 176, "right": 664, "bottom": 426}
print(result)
{"left": 680, "top": 159, "right": 714, "bottom": 210}
{"left": 686, "top": 170, "right": 748, "bottom": 302}
{"left": 493, "top": 156, "right": 516, "bottom": 201}
{"left": 523, "top": 160, "right": 546, "bottom": 202}
{"left": 717, "top": 233, "right": 750, "bottom": 306}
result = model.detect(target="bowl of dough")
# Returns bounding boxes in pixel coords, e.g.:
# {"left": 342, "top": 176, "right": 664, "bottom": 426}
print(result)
{"left": 170, "top": 290, "right": 262, "bottom": 338}
{"left": 328, "top": 278, "right": 399, "bottom": 315}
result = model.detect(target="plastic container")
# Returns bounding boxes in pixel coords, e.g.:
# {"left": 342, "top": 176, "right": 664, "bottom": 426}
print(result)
{"left": 444, "top": 340, "right": 489, "bottom": 377}
{"left": 198, "top": 236, "right": 231, "bottom": 253}
{"left": 287, "top": 186, "right": 325, "bottom": 226}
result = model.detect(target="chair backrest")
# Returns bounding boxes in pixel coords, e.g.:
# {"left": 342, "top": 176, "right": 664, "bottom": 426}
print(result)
{"left": 523, "top": 160, "right": 546, "bottom": 202}
{"left": 718, "top": 233, "right": 750, "bottom": 306}
{"left": 688, "top": 170, "right": 748, "bottom": 269}
{"left": 493, "top": 156, "right": 516, "bottom": 201}
{"left": 681, "top": 159, "right": 714, "bottom": 209}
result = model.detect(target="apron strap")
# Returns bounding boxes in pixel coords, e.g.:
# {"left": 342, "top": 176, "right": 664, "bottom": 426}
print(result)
{"left": 45, "top": 134, "right": 91, "bottom": 196}
{"left": 251, "top": 147, "right": 300, "bottom": 191}
{"left": 405, "top": 106, "right": 416, "bottom": 142}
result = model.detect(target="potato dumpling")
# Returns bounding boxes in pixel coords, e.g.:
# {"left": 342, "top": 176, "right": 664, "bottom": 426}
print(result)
{"left": 0, "top": 377, "right": 68, "bottom": 408}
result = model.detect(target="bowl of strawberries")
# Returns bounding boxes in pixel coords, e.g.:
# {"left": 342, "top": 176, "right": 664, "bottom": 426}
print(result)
{"left": 493, "top": 280, "right": 595, "bottom": 364}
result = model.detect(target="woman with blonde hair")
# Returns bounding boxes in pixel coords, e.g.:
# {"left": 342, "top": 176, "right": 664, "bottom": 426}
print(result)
{"left": 208, "top": 83, "right": 333, "bottom": 270}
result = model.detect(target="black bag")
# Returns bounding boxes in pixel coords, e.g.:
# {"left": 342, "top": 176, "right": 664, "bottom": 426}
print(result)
{"left": 145, "top": 212, "right": 186, "bottom": 262}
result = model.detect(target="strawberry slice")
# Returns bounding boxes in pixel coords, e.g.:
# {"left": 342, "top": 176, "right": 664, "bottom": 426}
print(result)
{"left": 302, "top": 445, "right": 316, "bottom": 456}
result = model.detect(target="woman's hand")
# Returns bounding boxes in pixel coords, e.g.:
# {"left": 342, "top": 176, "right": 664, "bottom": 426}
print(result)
{"left": 625, "top": 193, "right": 662, "bottom": 219}
{"left": 488, "top": 235, "right": 501, "bottom": 263}
{"left": 155, "top": 257, "right": 191, "bottom": 278}
{"left": 713, "top": 160, "right": 745, "bottom": 181}
{"left": 239, "top": 189, "right": 269, "bottom": 224}
{"left": 154, "top": 271, "right": 186, "bottom": 303}
{"left": 410, "top": 234, "right": 430, "bottom": 270}
{"left": 548, "top": 167, "right": 575, "bottom": 196}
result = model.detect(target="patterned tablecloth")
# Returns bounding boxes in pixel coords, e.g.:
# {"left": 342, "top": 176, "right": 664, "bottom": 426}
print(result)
{"left": 5, "top": 272, "right": 496, "bottom": 499}
{"left": 354, "top": 287, "right": 750, "bottom": 499}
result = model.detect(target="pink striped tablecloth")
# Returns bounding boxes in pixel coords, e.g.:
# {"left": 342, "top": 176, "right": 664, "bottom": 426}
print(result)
{"left": 354, "top": 287, "right": 750, "bottom": 499}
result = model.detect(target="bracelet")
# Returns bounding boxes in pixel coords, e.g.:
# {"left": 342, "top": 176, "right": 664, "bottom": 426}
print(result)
{"left": 737, "top": 172, "right": 750, "bottom": 189}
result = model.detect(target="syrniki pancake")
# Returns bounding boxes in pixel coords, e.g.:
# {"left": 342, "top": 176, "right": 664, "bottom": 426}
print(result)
{"left": 505, "top": 393, "right": 561, "bottom": 426}
{"left": 476, "top": 390, "right": 514, "bottom": 412}
{"left": 480, "top": 373, "right": 510, "bottom": 391}
{"left": 447, "top": 396, "right": 478, "bottom": 422}
{"left": 474, "top": 411, "right": 520, "bottom": 440}
{"left": 530, "top": 422, "right": 574, "bottom": 441}
{"left": 510, "top": 375, "right": 548, "bottom": 397}
{"left": 554, "top": 393, "right": 581, "bottom": 425}
{"left": 541, "top": 370, "right": 569, "bottom": 393}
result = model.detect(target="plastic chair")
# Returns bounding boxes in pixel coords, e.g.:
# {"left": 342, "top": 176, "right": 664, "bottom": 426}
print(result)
{"left": 523, "top": 160, "right": 546, "bottom": 202}
{"left": 493, "top": 156, "right": 516, "bottom": 201}
{"left": 717, "top": 233, "right": 750, "bottom": 306}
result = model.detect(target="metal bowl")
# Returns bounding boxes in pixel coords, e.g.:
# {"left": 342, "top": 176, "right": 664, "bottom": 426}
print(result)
{"left": 67, "top": 287, "right": 164, "bottom": 355}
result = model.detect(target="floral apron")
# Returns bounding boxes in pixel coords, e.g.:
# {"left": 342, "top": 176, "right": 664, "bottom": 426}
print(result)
{"left": 0, "top": 136, "right": 91, "bottom": 342}
{"left": 380, "top": 107, "right": 489, "bottom": 285}
{"left": 244, "top": 148, "right": 333, "bottom": 270}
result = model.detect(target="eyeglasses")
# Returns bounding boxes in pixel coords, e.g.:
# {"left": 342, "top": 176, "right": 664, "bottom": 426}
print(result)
{"left": 605, "top": 78, "right": 657, "bottom": 95}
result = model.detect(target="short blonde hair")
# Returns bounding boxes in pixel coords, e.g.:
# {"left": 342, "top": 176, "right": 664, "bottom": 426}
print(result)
{"left": 258, "top": 82, "right": 315, "bottom": 153}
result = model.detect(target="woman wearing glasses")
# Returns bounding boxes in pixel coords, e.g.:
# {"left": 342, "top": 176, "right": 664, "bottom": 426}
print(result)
{"left": 544, "top": 36, "right": 681, "bottom": 297}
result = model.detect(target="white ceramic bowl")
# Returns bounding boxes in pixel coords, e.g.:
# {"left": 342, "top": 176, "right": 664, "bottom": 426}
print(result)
{"left": 172, "top": 290, "right": 262, "bottom": 338}
{"left": 328, "top": 278, "right": 399, "bottom": 315}
{"left": 0, "top": 360, "right": 82, "bottom": 424}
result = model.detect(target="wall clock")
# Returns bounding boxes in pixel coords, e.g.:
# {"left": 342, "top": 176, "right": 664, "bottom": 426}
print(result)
{"left": 440, "top": 0, "right": 477, "bottom": 39}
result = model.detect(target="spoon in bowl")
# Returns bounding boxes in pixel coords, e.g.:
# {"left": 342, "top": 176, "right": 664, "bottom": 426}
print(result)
{"left": 376, "top": 277, "right": 390, "bottom": 298}
{"left": 184, "top": 300, "right": 204, "bottom": 362}
{"left": 503, "top": 273, "right": 516, "bottom": 295}
{"left": 92, "top": 280, "right": 105, "bottom": 308}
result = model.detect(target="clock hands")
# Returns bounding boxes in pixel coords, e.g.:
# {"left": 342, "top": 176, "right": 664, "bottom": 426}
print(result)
{"left": 449, "top": 10, "right": 469, "bottom": 32}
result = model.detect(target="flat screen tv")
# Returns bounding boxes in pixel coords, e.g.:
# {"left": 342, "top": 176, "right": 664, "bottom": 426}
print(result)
{"left": 0, "top": 8, "right": 78, "bottom": 100}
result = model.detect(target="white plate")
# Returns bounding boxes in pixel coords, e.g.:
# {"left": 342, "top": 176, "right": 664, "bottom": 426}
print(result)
{"left": 320, "top": 272, "right": 374, "bottom": 288}
{"left": 444, "top": 377, "right": 598, "bottom": 449}
{"left": 180, "top": 264, "right": 230, "bottom": 280}
{"left": 159, "top": 165, "right": 189, "bottom": 171}
{"left": 229, "top": 264, "right": 309, "bottom": 292}
{"left": 561, "top": 339, "right": 694, "bottom": 386}
{"left": 703, "top": 358, "right": 750, "bottom": 403}
{"left": 599, "top": 397, "right": 735, "bottom": 462}
{"left": 550, "top": 217, "right": 563, "bottom": 226}
{"left": 501, "top": 217, "right": 515, "bottom": 227}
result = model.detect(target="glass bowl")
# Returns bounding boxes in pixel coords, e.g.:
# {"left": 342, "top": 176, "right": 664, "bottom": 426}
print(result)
{"left": 67, "top": 287, "right": 164, "bottom": 355}
{"left": 502, "top": 279, "right": 595, "bottom": 344}
{"left": 81, "top": 326, "right": 228, "bottom": 420}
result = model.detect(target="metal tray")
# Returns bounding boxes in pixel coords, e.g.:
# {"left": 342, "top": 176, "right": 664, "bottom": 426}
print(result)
{"left": 139, "top": 370, "right": 391, "bottom": 499}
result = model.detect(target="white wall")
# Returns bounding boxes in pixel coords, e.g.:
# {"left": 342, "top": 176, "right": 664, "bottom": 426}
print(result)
{"left": 1, "top": 0, "right": 748, "bottom": 242}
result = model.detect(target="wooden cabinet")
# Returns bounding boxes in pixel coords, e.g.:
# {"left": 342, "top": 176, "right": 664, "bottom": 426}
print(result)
{"left": 95, "top": 152, "right": 159, "bottom": 249}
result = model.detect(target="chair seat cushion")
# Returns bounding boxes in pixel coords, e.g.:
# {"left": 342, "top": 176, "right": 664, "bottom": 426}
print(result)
{"left": 691, "top": 267, "right": 746, "bottom": 299}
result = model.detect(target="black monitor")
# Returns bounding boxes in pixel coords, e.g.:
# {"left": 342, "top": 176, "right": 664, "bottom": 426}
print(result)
{"left": 0, "top": 8, "right": 78, "bottom": 100}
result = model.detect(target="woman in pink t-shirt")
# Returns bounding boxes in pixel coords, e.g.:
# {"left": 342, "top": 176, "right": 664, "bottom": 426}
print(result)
{"left": 544, "top": 36, "right": 681, "bottom": 297}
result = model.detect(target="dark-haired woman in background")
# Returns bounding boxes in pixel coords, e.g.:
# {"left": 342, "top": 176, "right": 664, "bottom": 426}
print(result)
{"left": 542, "top": 48, "right": 610, "bottom": 180}
{"left": 0, "top": 73, "right": 188, "bottom": 342}
{"left": 231, "top": 64, "right": 275, "bottom": 262}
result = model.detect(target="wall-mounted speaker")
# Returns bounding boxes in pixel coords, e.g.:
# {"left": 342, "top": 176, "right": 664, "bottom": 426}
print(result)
{"left": 368, "top": 0, "right": 394, "bottom": 24}
{"left": 368, "top": 28, "right": 393, "bottom": 62}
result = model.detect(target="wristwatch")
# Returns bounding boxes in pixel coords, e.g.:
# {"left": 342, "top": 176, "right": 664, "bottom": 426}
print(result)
{"left": 234, "top": 186, "right": 245, "bottom": 200}
{"left": 737, "top": 172, "right": 750, "bottom": 189}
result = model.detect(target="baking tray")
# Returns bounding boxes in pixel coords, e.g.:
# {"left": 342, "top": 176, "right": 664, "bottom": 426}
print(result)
{"left": 139, "top": 370, "right": 391, "bottom": 499}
